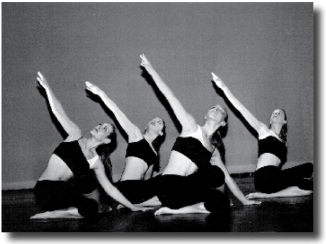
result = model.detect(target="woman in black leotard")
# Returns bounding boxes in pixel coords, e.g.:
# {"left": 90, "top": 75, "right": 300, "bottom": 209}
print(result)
{"left": 211, "top": 72, "right": 313, "bottom": 199}
{"left": 85, "top": 82, "right": 165, "bottom": 205}
{"left": 31, "top": 72, "right": 150, "bottom": 220}
{"left": 139, "top": 55, "right": 260, "bottom": 215}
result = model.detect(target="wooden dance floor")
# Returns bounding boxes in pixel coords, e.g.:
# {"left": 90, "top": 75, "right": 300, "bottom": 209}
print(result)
{"left": 2, "top": 175, "right": 314, "bottom": 232}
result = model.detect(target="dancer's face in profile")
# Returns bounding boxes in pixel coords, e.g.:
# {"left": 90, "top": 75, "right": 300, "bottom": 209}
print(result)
{"left": 91, "top": 123, "right": 114, "bottom": 142}
{"left": 270, "top": 109, "right": 287, "bottom": 125}
{"left": 146, "top": 117, "right": 165, "bottom": 136}
{"left": 206, "top": 105, "right": 227, "bottom": 125}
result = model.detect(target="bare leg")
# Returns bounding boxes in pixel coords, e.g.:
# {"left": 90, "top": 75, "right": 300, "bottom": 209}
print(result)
{"left": 154, "top": 202, "right": 210, "bottom": 216}
{"left": 137, "top": 196, "right": 162, "bottom": 207}
{"left": 246, "top": 186, "right": 312, "bottom": 199}
{"left": 30, "top": 207, "right": 83, "bottom": 219}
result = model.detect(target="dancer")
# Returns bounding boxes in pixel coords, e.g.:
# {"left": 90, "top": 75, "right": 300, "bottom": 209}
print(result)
{"left": 85, "top": 81, "right": 165, "bottom": 205}
{"left": 31, "top": 72, "right": 150, "bottom": 221}
{"left": 140, "top": 55, "right": 260, "bottom": 215}
{"left": 211, "top": 72, "right": 313, "bottom": 199}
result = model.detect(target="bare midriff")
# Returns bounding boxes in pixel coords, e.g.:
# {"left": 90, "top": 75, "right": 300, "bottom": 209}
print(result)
{"left": 162, "top": 150, "right": 198, "bottom": 176}
{"left": 38, "top": 154, "right": 73, "bottom": 181}
{"left": 120, "top": 156, "right": 149, "bottom": 181}
{"left": 256, "top": 153, "right": 281, "bottom": 170}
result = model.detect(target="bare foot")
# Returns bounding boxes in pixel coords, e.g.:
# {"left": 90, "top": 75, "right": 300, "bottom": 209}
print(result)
{"left": 30, "top": 208, "right": 83, "bottom": 219}
{"left": 30, "top": 211, "right": 54, "bottom": 219}
{"left": 154, "top": 207, "right": 175, "bottom": 216}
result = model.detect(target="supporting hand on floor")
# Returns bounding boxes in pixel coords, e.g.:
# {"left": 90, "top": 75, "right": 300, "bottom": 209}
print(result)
{"left": 130, "top": 205, "right": 153, "bottom": 212}
{"left": 241, "top": 199, "right": 262, "bottom": 205}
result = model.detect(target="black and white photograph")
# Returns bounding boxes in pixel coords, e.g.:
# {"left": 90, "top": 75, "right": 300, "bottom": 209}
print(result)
{"left": 1, "top": 1, "right": 318, "bottom": 235}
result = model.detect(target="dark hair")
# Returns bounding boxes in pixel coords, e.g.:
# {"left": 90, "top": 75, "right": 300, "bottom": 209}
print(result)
{"left": 151, "top": 121, "right": 166, "bottom": 172}
{"left": 143, "top": 119, "right": 166, "bottom": 172}
{"left": 96, "top": 123, "right": 117, "bottom": 182}
{"left": 270, "top": 109, "right": 288, "bottom": 143}
{"left": 210, "top": 129, "right": 225, "bottom": 163}
{"left": 209, "top": 112, "right": 228, "bottom": 163}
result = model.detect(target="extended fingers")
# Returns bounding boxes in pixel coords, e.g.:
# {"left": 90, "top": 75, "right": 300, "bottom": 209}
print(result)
{"left": 140, "top": 54, "right": 149, "bottom": 65}
{"left": 143, "top": 207, "right": 153, "bottom": 211}
{"left": 211, "top": 72, "right": 221, "bottom": 81}
{"left": 85, "top": 81, "right": 93, "bottom": 87}
{"left": 249, "top": 200, "right": 261, "bottom": 205}
{"left": 37, "top": 71, "right": 43, "bottom": 80}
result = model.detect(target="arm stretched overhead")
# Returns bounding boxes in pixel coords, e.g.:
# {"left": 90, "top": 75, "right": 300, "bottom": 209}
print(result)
{"left": 85, "top": 82, "right": 143, "bottom": 142}
{"left": 36, "top": 72, "right": 82, "bottom": 141}
{"left": 140, "top": 54, "right": 197, "bottom": 134}
{"left": 211, "top": 72, "right": 268, "bottom": 136}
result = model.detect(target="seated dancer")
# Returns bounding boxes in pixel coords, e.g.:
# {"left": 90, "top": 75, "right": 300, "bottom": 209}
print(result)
{"left": 211, "top": 72, "right": 313, "bottom": 199}
{"left": 140, "top": 55, "right": 260, "bottom": 215}
{"left": 85, "top": 81, "right": 165, "bottom": 205}
{"left": 31, "top": 72, "right": 150, "bottom": 221}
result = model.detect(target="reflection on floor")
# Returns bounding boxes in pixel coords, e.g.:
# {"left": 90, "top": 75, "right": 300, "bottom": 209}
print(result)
{"left": 2, "top": 175, "right": 313, "bottom": 232}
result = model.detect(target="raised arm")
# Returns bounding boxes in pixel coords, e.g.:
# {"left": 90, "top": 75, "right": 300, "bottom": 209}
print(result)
{"left": 140, "top": 54, "right": 197, "bottom": 133}
{"left": 212, "top": 72, "right": 267, "bottom": 134}
{"left": 210, "top": 150, "right": 261, "bottom": 206}
{"left": 93, "top": 159, "right": 151, "bottom": 212}
{"left": 85, "top": 82, "right": 142, "bottom": 142}
{"left": 36, "top": 72, "right": 81, "bottom": 140}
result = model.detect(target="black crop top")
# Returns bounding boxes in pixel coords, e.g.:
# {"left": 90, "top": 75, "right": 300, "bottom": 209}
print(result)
{"left": 172, "top": 136, "right": 213, "bottom": 169}
{"left": 258, "top": 136, "right": 287, "bottom": 162}
{"left": 53, "top": 140, "right": 91, "bottom": 178}
{"left": 125, "top": 138, "right": 157, "bottom": 167}
{"left": 53, "top": 140, "right": 97, "bottom": 194}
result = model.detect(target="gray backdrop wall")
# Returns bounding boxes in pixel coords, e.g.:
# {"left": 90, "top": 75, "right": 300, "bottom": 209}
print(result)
{"left": 2, "top": 3, "right": 313, "bottom": 189}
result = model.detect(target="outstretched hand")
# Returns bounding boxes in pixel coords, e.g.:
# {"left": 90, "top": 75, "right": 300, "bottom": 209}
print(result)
{"left": 242, "top": 199, "right": 262, "bottom": 205}
{"left": 85, "top": 81, "right": 102, "bottom": 96}
{"left": 140, "top": 54, "right": 153, "bottom": 71}
{"left": 131, "top": 205, "right": 153, "bottom": 212}
{"left": 36, "top": 71, "right": 50, "bottom": 89}
{"left": 211, "top": 72, "right": 226, "bottom": 89}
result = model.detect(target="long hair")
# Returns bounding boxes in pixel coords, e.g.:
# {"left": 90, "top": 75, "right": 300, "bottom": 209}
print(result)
{"left": 151, "top": 121, "right": 166, "bottom": 172}
{"left": 209, "top": 113, "right": 228, "bottom": 163}
{"left": 270, "top": 109, "right": 288, "bottom": 143}
{"left": 210, "top": 128, "right": 226, "bottom": 163}
{"left": 144, "top": 120, "right": 166, "bottom": 172}
{"left": 96, "top": 124, "right": 117, "bottom": 182}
